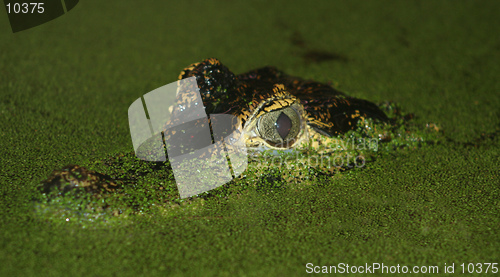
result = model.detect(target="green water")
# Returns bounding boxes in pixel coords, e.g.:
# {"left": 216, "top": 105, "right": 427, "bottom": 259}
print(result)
{"left": 0, "top": 1, "right": 498, "bottom": 276}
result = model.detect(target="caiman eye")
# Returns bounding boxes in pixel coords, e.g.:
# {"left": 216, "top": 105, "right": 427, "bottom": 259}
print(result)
{"left": 257, "top": 106, "right": 301, "bottom": 147}
{"left": 276, "top": 112, "right": 292, "bottom": 139}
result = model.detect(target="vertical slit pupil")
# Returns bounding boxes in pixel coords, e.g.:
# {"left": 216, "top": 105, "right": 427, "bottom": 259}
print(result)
{"left": 276, "top": 112, "right": 292, "bottom": 140}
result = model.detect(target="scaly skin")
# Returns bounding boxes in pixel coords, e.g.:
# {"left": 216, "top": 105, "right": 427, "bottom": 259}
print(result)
{"left": 41, "top": 58, "right": 389, "bottom": 195}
